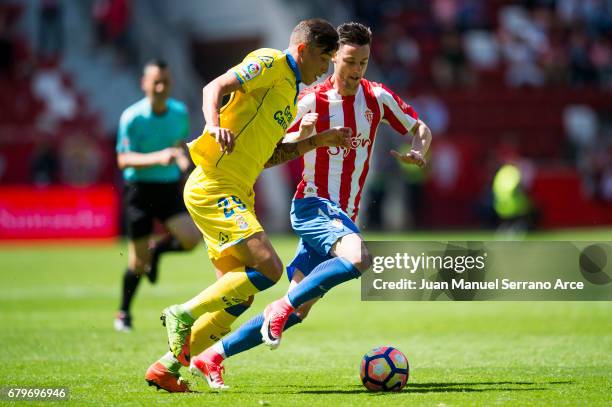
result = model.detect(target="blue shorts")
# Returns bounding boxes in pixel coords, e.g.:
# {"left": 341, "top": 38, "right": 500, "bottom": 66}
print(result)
{"left": 286, "top": 197, "right": 360, "bottom": 280}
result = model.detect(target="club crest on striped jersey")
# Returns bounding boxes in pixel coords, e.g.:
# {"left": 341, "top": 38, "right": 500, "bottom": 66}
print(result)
{"left": 364, "top": 109, "right": 373, "bottom": 125}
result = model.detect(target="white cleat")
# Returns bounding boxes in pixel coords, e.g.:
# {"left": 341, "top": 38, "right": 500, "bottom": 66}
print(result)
{"left": 189, "top": 357, "right": 229, "bottom": 390}
{"left": 114, "top": 311, "right": 132, "bottom": 332}
{"left": 260, "top": 298, "right": 294, "bottom": 350}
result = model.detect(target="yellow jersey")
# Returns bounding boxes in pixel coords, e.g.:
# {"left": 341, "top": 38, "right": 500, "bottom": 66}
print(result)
{"left": 188, "top": 48, "right": 301, "bottom": 188}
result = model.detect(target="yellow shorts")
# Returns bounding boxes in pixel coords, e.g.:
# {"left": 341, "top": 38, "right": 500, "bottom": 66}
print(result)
{"left": 184, "top": 166, "right": 263, "bottom": 260}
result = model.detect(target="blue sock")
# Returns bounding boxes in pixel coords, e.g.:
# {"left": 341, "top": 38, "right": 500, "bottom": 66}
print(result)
{"left": 224, "top": 302, "right": 251, "bottom": 317}
{"left": 287, "top": 257, "right": 360, "bottom": 308}
{"left": 222, "top": 313, "right": 302, "bottom": 357}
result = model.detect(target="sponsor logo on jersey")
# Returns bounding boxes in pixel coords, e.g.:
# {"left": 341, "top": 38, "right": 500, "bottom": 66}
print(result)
{"left": 247, "top": 63, "right": 260, "bottom": 76}
{"left": 328, "top": 132, "right": 372, "bottom": 157}
{"left": 273, "top": 105, "right": 293, "bottom": 130}
{"left": 238, "top": 62, "right": 262, "bottom": 81}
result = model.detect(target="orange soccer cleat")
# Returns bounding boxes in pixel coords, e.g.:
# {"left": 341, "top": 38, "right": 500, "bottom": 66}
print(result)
{"left": 176, "top": 333, "right": 191, "bottom": 367}
{"left": 145, "top": 361, "right": 191, "bottom": 393}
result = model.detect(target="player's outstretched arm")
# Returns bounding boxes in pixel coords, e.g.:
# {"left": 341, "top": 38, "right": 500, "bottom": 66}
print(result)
{"left": 390, "top": 119, "right": 432, "bottom": 168}
{"left": 202, "top": 72, "right": 243, "bottom": 154}
{"left": 264, "top": 127, "right": 352, "bottom": 168}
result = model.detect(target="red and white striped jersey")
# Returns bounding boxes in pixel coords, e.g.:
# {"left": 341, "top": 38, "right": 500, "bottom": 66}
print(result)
{"left": 287, "top": 77, "right": 419, "bottom": 221}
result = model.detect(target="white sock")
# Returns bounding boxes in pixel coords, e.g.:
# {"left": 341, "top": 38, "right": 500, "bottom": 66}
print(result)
{"left": 212, "top": 341, "right": 226, "bottom": 358}
{"left": 284, "top": 295, "right": 295, "bottom": 308}
{"left": 178, "top": 303, "right": 196, "bottom": 319}
{"left": 159, "top": 351, "right": 180, "bottom": 372}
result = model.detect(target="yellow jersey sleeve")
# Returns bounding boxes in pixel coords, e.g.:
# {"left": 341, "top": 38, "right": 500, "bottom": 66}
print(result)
{"left": 230, "top": 52, "right": 281, "bottom": 94}
{"left": 189, "top": 48, "right": 299, "bottom": 188}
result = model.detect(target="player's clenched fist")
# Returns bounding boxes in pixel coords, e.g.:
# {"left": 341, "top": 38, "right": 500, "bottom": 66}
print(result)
{"left": 316, "top": 126, "right": 352, "bottom": 148}
{"left": 297, "top": 112, "right": 319, "bottom": 140}
{"left": 207, "top": 125, "right": 236, "bottom": 154}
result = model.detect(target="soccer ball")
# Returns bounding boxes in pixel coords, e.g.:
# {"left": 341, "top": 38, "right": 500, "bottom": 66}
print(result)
{"left": 360, "top": 346, "right": 409, "bottom": 392}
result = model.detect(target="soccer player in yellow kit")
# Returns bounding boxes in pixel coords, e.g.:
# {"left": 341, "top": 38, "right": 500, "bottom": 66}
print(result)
{"left": 145, "top": 19, "right": 351, "bottom": 392}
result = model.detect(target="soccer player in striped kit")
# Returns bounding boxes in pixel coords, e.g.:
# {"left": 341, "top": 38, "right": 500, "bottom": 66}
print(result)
{"left": 188, "top": 22, "right": 432, "bottom": 388}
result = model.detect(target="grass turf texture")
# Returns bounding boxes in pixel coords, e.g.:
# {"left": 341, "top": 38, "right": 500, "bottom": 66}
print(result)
{"left": 1, "top": 229, "right": 611, "bottom": 406}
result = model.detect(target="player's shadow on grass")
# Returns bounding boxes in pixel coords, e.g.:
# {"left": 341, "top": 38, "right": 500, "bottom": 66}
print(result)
{"left": 229, "top": 385, "right": 369, "bottom": 395}
{"left": 293, "top": 381, "right": 572, "bottom": 395}
{"left": 296, "top": 387, "right": 546, "bottom": 395}
{"left": 402, "top": 380, "right": 573, "bottom": 394}
{"left": 227, "top": 381, "right": 573, "bottom": 395}
{"left": 409, "top": 380, "right": 573, "bottom": 388}
{"left": 404, "top": 386, "right": 547, "bottom": 394}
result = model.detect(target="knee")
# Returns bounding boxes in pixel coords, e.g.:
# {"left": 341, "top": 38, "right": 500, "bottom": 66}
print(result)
{"left": 255, "top": 254, "right": 284, "bottom": 282}
{"left": 357, "top": 252, "right": 373, "bottom": 272}
{"left": 130, "top": 255, "right": 150, "bottom": 275}
{"left": 268, "top": 257, "right": 284, "bottom": 282}
{"left": 344, "top": 250, "right": 372, "bottom": 273}
{"left": 334, "top": 235, "right": 371, "bottom": 273}
{"left": 132, "top": 265, "right": 146, "bottom": 275}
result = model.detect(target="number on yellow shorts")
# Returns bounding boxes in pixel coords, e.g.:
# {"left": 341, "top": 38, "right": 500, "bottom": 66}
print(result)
{"left": 217, "top": 195, "right": 248, "bottom": 218}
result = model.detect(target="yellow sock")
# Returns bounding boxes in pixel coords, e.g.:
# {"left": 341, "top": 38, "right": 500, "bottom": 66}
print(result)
{"left": 190, "top": 310, "right": 237, "bottom": 356}
{"left": 182, "top": 268, "right": 273, "bottom": 318}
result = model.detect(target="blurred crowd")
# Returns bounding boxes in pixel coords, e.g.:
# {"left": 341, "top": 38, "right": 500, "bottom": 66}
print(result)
{"left": 92, "top": 0, "right": 136, "bottom": 65}
{"left": 350, "top": 0, "right": 612, "bottom": 90}
{"left": 0, "top": 0, "right": 133, "bottom": 187}
{"left": 345, "top": 0, "right": 612, "bottom": 229}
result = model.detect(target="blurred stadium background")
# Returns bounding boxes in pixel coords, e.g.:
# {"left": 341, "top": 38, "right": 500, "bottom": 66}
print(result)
{"left": 0, "top": 0, "right": 610, "bottom": 240}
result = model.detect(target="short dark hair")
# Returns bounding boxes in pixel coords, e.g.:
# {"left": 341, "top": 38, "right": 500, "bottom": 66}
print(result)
{"left": 290, "top": 18, "right": 339, "bottom": 54}
{"left": 143, "top": 59, "right": 168, "bottom": 74}
{"left": 337, "top": 22, "right": 372, "bottom": 46}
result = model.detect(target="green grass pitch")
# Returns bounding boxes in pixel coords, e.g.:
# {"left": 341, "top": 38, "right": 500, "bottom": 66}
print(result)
{"left": 1, "top": 230, "right": 611, "bottom": 406}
